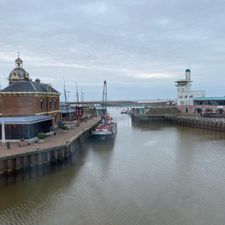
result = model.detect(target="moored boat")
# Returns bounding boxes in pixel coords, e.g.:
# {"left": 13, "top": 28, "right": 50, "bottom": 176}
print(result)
{"left": 92, "top": 114, "right": 117, "bottom": 137}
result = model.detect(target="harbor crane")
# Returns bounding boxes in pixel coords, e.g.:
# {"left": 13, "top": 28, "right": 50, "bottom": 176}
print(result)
{"left": 101, "top": 80, "right": 107, "bottom": 115}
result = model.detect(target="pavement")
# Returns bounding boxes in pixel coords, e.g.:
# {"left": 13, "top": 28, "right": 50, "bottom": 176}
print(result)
{"left": 0, "top": 117, "right": 100, "bottom": 159}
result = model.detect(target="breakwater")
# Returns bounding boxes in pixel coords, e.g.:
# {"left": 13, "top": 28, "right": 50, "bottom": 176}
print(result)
{"left": 166, "top": 114, "right": 225, "bottom": 132}
{"left": 0, "top": 118, "right": 100, "bottom": 175}
{"left": 131, "top": 113, "right": 225, "bottom": 132}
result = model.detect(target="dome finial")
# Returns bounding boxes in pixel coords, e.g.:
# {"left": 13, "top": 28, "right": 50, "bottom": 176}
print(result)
{"left": 9, "top": 55, "right": 30, "bottom": 85}
{"left": 15, "top": 52, "right": 23, "bottom": 68}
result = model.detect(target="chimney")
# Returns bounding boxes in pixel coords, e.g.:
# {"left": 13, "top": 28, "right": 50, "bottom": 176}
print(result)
{"left": 48, "top": 84, "right": 52, "bottom": 92}
{"left": 35, "top": 78, "right": 41, "bottom": 83}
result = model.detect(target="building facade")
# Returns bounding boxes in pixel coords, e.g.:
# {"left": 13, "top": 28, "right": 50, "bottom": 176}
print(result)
{"left": 0, "top": 56, "right": 61, "bottom": 141}
{"left": 193, "top": 97, "right": 225, "bottom": 115}
{"left": 175, "top": 69, "right": 205, "bottom": 113}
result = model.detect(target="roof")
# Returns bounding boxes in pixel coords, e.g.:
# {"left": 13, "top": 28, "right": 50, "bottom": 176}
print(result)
{"left": 194, "top": 97, "right": 225, "bottom": 101}
{"left": 9, "top": 67, "right": 28, "bottom": 79}
{"left": 60, "top": 109, "right": 76, "bottom": 114}
{"left": 175, "top": 79, "right": 192, "bottom": 83}
{"left": 1, "top": 81, "right": 59, "bottom": 94}
{"left": 0, "top": 115, "right": 52, "bottom": 125}
{"left": 15, "top": 57, "right": 23, "bottom": 64}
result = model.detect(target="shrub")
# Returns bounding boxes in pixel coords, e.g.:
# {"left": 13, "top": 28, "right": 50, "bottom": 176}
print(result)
{"left": 61, "top": 125, "right": 68, "bottom": 130}
{"left": 37, "top": 132, "right": 46, "bottom": 139}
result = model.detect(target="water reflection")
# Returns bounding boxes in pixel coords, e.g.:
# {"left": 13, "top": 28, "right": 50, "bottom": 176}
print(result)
{"left": 0, "top": 149, "right": 83, "bottom": 187}
{"left": 132, "top": 120, "right": 174, "bottom": 131}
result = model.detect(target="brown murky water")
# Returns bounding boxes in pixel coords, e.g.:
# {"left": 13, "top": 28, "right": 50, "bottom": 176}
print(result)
{"left": 1, "top": 108, "right": 225, "bottom": 225}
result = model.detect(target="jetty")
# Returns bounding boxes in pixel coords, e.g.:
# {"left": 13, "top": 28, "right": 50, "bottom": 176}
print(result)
{"left": 0, "top": 117, "right": 100, "bottom": 175}
{"left": 130, "top": 106, "right": 225, "bottom": 132}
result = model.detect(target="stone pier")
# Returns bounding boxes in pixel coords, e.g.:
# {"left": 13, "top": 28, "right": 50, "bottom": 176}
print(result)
{"left": 0, "top": 117, "right": 100, "bottom": 175}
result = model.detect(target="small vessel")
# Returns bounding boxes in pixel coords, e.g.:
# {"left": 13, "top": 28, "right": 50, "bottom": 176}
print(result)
{"left": 121, "top": 108, "right": 131, "bottom": 115}
{"left": 121, "top": 109, "right": 127, "bottom": 114}
{"left": 92, "top": 114, "right": 117, "bottom": 137}
{"left": 92, "top": 80, "right": 117, "bottom": 139}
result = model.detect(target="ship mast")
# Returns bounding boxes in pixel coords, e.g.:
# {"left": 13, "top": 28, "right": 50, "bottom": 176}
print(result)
{"left": 63, "top": 79, "right": 67, "bottom": 104}
{"left": 76, "top": 82, "right": 79, "bottom": 104}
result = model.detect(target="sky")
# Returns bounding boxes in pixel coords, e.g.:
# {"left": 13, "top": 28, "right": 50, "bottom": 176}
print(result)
{"left": 0, "top": 0, "right": 225, "bottom": 101}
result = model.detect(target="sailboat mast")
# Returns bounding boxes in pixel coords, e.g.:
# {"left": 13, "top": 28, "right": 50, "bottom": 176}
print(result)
{"left": 76, "top": 82, "right": 79, "bottom": 103}
{"left": 63, "top": 79, "right": 67, "bottom": 104}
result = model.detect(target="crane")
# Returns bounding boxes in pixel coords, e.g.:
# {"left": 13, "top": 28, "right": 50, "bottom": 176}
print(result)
{"left": 101, "top": 80, "right": 107, "bottom": 115}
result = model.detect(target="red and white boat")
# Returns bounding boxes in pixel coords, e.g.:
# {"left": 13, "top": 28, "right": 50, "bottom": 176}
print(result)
{"left": 92, "top": 115, "right": 117, "bottom": 137}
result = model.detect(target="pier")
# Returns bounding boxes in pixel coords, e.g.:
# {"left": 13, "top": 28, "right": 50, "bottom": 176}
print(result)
{"left": 0, "top": 117, "right": 100, "bottom": 175}
{"left": 131, "top": 107, "right": 225, "bottom": 132}
{"left": 166, "top": 114, "right": 225, "bottom": 132}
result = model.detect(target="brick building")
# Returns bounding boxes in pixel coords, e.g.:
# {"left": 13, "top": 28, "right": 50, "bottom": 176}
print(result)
{"left": 0, "top": 56, "right": 61, "bottom": 141}
{"left": 0, "top": 82, "right": 60, "bottom": 126}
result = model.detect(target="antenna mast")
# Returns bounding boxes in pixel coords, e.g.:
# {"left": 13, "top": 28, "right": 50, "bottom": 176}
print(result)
{"left": 63, "top": 79, "right": 67, "bottom": 104}
{"left": 76, "top": 82, "right": 79, "bottom": 103}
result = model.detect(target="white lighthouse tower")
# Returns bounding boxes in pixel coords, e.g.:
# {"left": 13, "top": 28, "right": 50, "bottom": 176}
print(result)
{"left": 175, "top": 69, "right": 205, "bottom": 113}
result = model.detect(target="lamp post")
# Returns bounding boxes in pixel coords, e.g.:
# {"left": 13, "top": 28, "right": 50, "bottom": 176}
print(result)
{"left": 1, "top": 121, "right": 6, "bottom": 144}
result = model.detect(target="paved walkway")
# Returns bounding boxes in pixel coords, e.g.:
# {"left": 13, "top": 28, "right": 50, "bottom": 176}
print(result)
{"left": 0, "top": 117, "right": 100, "bottom": 159}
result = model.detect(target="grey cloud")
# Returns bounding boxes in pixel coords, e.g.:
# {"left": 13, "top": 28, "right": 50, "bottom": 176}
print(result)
{"left": 0, "top": 0, "right": 225, "bottom": 100}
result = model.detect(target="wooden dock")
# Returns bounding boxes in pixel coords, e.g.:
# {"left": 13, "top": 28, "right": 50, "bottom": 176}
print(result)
{"left": 131, "top": 112, "right": 225, "bottom": 132}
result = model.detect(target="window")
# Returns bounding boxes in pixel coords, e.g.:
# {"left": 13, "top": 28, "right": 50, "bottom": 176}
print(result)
{"left": 40, "top": 99, "right": 44, "bottom": 111}
{"left": 55, "top": 100, "right": 57, "bottom": 109}
{"left": 49, "top": 99, "right": 52, "bottom": 110}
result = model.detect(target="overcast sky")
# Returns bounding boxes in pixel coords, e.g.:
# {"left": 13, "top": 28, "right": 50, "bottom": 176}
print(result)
{"left": 0, "top": 0, "right": 225, "bottom": 101}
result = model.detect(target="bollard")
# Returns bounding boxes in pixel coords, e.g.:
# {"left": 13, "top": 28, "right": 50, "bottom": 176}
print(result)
{"left": 6, "top": 142, "right": 10, "bottom": 150}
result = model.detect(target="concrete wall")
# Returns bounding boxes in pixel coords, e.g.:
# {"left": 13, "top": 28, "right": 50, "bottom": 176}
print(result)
{"left": 0, "top": 128, "right": 91, "bottom": 175}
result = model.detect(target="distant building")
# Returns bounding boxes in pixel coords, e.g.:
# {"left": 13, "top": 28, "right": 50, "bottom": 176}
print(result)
{"left": 0, "top": 56, "right": 61, "bottom": 141}
{"left": 175, "top": 69, "right": 205, "bottom": 113}
{"left": 194, "top": 97, "right": 225, "bottom": 115}
{"left": 60, "top": 103, "right": 83, "bottom": 121}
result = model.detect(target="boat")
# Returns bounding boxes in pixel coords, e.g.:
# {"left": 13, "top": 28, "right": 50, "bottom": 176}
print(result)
{"left": 121, "top": 108, "right": 131, "bottom": 115}
{"left": 92, "top": 114, "right": 117, "bottom": 137}
{"left": 121, "top": 109, "right": 127, "bottom": 114}
{"left": 92, "top": 80, "right": 117, "bottom": 138}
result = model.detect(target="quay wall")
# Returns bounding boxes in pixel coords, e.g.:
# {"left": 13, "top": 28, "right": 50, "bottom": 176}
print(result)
{"left": 0, "top": 123, "right": 96, "bottom": 175}
{"left": 131, "top": 114, "right": 225, "bottom": 132}
{"left": 166, "top": 115, "right": 225, "bottom": 132}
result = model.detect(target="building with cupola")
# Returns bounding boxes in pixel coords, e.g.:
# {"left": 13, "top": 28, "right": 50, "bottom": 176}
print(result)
{"left": 175, "top": 69, "right": 205, "bottom": 113}
{"left": 0, "top": 56, "right": 61, "bottom": 141}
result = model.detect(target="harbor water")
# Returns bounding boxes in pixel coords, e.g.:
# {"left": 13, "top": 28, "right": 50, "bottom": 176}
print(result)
{"left": 1, "top": 108, "right": 225, "bottom": 225}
